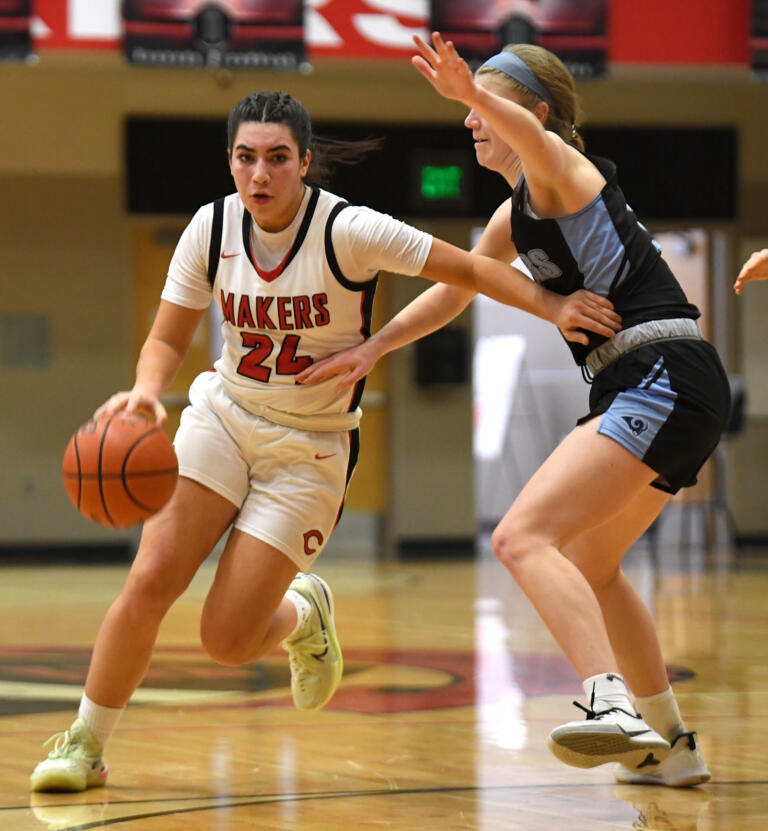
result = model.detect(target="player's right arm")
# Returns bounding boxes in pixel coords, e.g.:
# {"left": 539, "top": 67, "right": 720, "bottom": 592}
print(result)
{"left": 296, "top": 202, "right": 515, "bottom": 388}
{"left": 96, "top": 206, "right": 212, "bottom": 424}
{"left": 95, "top": 302, "right": 206, "bottom": 425}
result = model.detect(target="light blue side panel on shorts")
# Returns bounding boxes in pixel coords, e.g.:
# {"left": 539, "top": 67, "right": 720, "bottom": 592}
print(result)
{"left": 597, "top": 356, "right": 677, "bottom": 460}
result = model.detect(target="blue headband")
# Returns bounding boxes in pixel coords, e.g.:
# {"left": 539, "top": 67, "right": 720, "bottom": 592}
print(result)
{"left": 480, "top": 52, "right": 555, "bottom": 108}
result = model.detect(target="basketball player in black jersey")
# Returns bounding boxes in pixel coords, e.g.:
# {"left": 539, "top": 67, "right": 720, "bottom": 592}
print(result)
{"left": 299, "top": 33, "right": 730, "bottom": 787}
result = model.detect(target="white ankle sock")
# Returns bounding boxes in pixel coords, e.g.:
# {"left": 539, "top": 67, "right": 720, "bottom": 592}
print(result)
{"left": 285, "top": 588, "right": 312, "bottom": 640}
{"left": 78, "top": 694, "right": 124, "bottom": 748}
{"left": 583, "top": 672, "right": 636, "bottom": 714}
{"left": 632, "top": 687, "right": 686, "bottom": 742}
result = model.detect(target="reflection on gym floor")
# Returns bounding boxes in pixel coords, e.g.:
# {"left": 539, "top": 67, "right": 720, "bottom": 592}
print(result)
{"left": 0, "top": 536, "right": 766, "bottom": 830}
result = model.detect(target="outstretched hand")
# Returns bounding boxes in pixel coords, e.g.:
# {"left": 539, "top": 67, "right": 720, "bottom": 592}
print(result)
{"left": 734, "top": 248, "right": 768, "bottom": 295}
{"left": 412, "top": 32, "right": 478, "bottom": 106}
{"left": 296, "top": 341, "right": 379, "bottom": 389}
{"left": 553, "top": 289, "right": 622, "bottom": 345}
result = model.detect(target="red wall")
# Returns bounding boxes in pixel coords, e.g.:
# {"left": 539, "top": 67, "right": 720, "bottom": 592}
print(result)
{"left": 611, "top": 0, "right": 750, "bottom": 64}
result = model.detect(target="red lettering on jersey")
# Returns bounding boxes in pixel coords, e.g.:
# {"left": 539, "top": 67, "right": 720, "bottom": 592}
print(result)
{"left": 255, "top": 297, "right": 277, "bottom": 329}
{"left": 312, "top": 293, "right": 330, "bottom": 326}
{"left": 303, "top": 530, "right": 324, "bottom": 556}
{"left": 293, "top": 296, "right": 312, "bottom": 329}
{"left": 220, "top": 291, "right": 236, "bottom": 325}
{"left": 276, "top": 296, "right": 293, "bottom": 330}
{"left": 238, "top": 332, "right": 274, "bottom": 382}
{"left": 277, "top": 334, "right": 313, "bottom": 375}
{"left": 237, "top": 295, "right": 255, "bottom": 328}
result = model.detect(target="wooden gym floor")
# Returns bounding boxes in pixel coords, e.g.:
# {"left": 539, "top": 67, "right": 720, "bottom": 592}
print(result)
{"left": 0, "top": 539, "right": 766, "bottom": 830}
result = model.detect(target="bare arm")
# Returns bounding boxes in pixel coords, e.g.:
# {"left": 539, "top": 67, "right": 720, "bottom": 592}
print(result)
{"left": 296, "top": 205, "right": 516, "bottom": 388}
{"left": 412, "top": 32, "right": 604, "bottom": 213}
{"left": 412, "top": 33, "right": 568, "bottom": 185}
{"left": 95, "top": 300, "right": 206, "bottom": 425}
{"left": 295, "top": 279, "right": 476, "bottom": 390}
{"left": 338, "top": 205, "right": 516, "bottom": 359}
{"left": 734, "top": 249, "right": 768, "bottom": 295}
{"left": 297, "top": 208, "right": 620, "bottom": 388}
{"left": 421, "top": 238, "right": 620, "bottom": 340}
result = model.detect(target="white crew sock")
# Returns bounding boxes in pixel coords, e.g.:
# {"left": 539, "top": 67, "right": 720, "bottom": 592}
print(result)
{"left": 284, "top": 588, "right": 313, "bottom": 641}
{"left": 78, "top": 694, "right": 125, "bottom": 748}
{"left": 632, "top": 687, "right": 686, "bottom": 742}
{"left": 582, "top": 672, "right": 636, "bottom": 714}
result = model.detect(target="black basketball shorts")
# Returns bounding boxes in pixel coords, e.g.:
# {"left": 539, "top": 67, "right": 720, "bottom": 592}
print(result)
{"left": 577, "top": 339, "right": 731, "bottom": 494}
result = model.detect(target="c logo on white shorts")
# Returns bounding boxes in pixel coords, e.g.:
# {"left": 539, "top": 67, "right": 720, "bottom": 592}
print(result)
{"left": 303, "top": 530, "right": 324, "bottom": 556}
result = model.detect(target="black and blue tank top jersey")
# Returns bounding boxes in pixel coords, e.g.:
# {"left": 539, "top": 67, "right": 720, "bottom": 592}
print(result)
{"left": 510, "top": 154, "right": 700, "bottom": 366}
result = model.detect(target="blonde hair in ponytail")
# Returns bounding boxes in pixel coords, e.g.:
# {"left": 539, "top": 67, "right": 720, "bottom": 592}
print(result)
{"left": 477, "top": 44, "right": 585, "bottom": 151}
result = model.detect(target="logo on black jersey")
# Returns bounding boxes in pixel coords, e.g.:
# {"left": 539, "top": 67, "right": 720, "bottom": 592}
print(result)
{"left": 519, "top": 248, "right": 563, "bottom": 282}
{"left": 621, "top": 416, "right": 648, "bottom": 436}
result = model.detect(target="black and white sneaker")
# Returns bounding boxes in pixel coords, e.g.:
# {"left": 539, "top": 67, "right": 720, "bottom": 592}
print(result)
{"left": 549, "top": 696, "right": 671, "bottom": 770}
{"left": 614, "top": 731, "right": 710, "bottom": 787}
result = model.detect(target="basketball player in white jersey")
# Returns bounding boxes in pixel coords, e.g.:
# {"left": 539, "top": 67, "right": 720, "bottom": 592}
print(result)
{"left": 30, "top": 90, "right": 619, "bottom": 792}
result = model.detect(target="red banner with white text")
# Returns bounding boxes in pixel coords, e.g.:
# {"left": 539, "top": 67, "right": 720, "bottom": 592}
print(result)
{"left": 29, "top": 0, "right": 752, "bottom": 65}
{"left": 32, "top": 0, "right": 431, "bottom": 58}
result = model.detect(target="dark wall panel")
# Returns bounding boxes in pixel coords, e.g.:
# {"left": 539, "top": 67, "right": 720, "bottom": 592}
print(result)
{"left": 125, "top": 117, "right": 736, "bottom": 221}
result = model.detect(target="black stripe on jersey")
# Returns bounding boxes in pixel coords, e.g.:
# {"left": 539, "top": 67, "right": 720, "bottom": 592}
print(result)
{"left": 207, "top": 197, "right": 226, "bottom": 287}
{"left": 333, "top": 427, "right": 361, "bottom": 528}
{"left": 346, "top": 281, "right": 378, "bottom": 413}
{"left": 348, "top": 379, "right": 366, "bottom": 414}
{"left": 240, "top": 186, "right": 320, "bottom": 277}
{"left": 321, "top": 198, "right": 379, "bottom": 413}
{"left": 324, "top": 201, "right": 379, "bottom": 293}
{"left": 346, "top": 428, "right": 360, "bottom": 487}
{"left": 358, "top": 281, "right": 377, "bottom": 339}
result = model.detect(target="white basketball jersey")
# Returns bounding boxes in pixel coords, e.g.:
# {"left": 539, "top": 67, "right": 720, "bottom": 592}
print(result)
{"left": 208, "top": 188, "right": 377, "bottom": 430}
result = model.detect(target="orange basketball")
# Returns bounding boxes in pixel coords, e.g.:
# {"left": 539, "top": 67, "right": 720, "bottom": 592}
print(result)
{"left": 62, "top": 411, "right": 178, "bottom": 528}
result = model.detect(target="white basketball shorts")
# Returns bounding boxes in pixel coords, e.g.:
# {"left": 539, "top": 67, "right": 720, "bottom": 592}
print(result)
{"left": 174, "top": 371, "right": 356, "bottom": 569}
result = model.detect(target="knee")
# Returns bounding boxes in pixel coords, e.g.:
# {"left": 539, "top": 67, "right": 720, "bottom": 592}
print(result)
{"left": 490, "top": 523, "right": 537, "bottom": 575}
{"left": 122, "top": 560, "right": 190, "bottom": 617}
{"left": 199, "top": 618, "right": 253, "bottom": 667}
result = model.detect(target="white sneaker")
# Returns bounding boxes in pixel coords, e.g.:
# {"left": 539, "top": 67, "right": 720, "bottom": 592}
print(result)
{"left": 282, "top": 573, "right": 343, "bottom": 710}
{"left": 614, "top": 731, "right": 711, "bottom": 787}
{"left": 549, "top": 700, "right": 670, "bottom": 770}
{"left": 30, "top": 719, "right": 108, "bottom": 793}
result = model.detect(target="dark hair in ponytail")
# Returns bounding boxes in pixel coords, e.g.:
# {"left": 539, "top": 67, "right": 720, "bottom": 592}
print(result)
{"left": 227, "top": 91, "right": 383, "bottom": 187}
{"left": 306, "top": 135, "right": 385, "bottom": 188}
